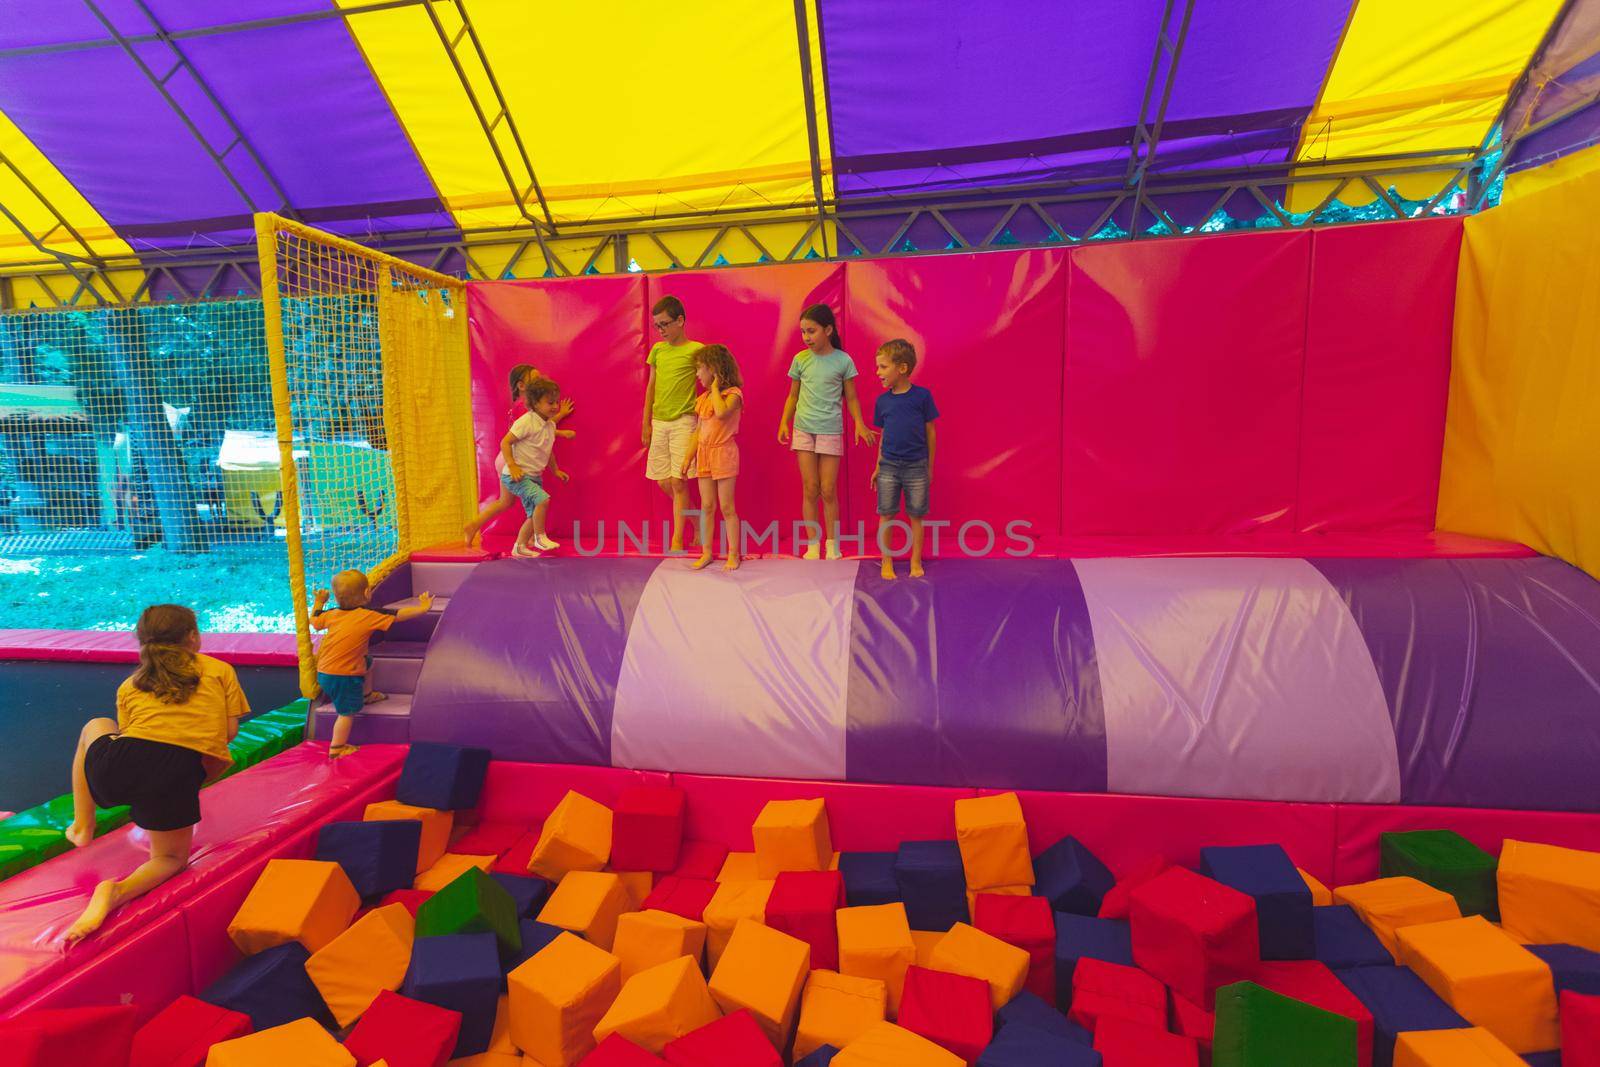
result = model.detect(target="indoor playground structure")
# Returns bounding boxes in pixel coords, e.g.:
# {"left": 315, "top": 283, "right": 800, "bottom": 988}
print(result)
{"left": 4, "top": 1, "right": 1600, "bottom": 1065}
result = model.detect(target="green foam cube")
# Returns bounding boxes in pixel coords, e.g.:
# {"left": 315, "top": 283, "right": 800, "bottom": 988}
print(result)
{"left": 1379, "top": 829, "right": 1498, "bottom": 918}
{"left": 1213, "top": 981, "right": 1357, "bottom": 1067}
{"left": 415, "top": 865, "right": 522, "bottom": 957}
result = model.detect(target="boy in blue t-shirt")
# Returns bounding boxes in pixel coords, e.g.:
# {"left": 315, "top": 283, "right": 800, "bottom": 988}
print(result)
{"left": 870, "top": 338, "right": 940, "bottom": 579}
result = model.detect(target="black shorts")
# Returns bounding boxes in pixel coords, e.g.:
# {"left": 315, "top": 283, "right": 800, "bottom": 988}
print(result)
{"left": 84, "top": 734, "right": 206, "bottom": 832}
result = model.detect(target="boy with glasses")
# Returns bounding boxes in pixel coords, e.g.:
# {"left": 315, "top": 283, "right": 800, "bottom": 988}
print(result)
{"left": 642, "top": 295, "right": 703, "bottom": 552}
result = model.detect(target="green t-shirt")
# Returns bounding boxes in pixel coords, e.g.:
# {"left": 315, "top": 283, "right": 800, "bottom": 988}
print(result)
{"left": 788, "top": 349, "right": 858, "bottom": 435}
{"left": 647, "top": 339, "right": 702, "bottom": 421}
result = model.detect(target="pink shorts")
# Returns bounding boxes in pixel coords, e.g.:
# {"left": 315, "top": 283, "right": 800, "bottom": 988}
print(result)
{"left": 791, "top": 430, "right": 845, "bottom": 456}
{"left": 696, "top": 441, "right": 740, "bottom": 481}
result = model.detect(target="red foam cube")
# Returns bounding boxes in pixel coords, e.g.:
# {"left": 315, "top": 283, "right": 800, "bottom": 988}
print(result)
{"left": 450, "top": 820, "right": 526, "bottom": 858}
{"left": 1129, "top": 866, "right": 1259, "bottom": 1005}
{"left": 662, "top": 1009, "right": 783, "bottom": 1066}
{"left": 672, "top": 840, "right": 730, "bottom": 881}
{"left": 767, "top": 870, "right": 845, "bottom": 971}
{"left": 1169, "top": 991, "right": 1215, "bottom": 1051}
{"left": 342, "top": 988, "right": 462, "bottom": 1067}
{"left": 1097, "top": 855, "right": 1168, "bottom": 921}
{"left": 613, "top": 786, "right": 687, "bottom": 872}
{"left": 131, "top": 995, "right": 252, "bottom": 1067}
{"left": 974, "top": 892, "right": 1057, "bottom": 1001}
{"left": 1565, "top": 991, "right": 1600, "bottom": 1067}
{"left": 641, "top": 876, "right": 720, "bottom": 922}
{"left": 1252, "top": 959, "right": 1374, "bottom": 1067}
{"left": 377, "top": 888, "right": 435, "bottom": 917}
{"left": 491, "top": 826, "right": 543, "bottom": 876}
{"left": 897, "top": 964, "right": 994, "bottom": 1063}
{"left": 1, "top": 1005, "right": 138, "bottom": 1067}
{"left": 1069, "top": 957, "right": 1168, "bottom": 1035}
{"left": 589, "top": 1032, "right": 670, "bottom": 1065}
{"left": 1093, "top": 1017, "right": 1200, "bottom": 1067}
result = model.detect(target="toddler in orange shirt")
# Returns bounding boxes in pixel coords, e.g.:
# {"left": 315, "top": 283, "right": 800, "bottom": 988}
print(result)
{"left": 312, "top": 570, "right": 433, "bottom": 757}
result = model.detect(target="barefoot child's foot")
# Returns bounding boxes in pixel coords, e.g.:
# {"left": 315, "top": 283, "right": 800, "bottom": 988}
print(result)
{"left": 724, "top": 555, "right": 741, "bottom": 572}
{"left": 329, "top": 744, "right": 360, "bottom": 759}
{"left": 880, "top": 557, "right": 896, "bottom": 580}
{"left": 690, "top": 551, "right": 713, "bottom": 570}
{"left": 63, "top": 879, "right": 118, "bottom": 942}
{"left": 363, "top": 690, "right": 387, "bottom": 705}
{"left": 909, "top": 559, "right": 925, "bottom": 578}
{"left": 64, "top": 821, "right": 94, "bottom": 849}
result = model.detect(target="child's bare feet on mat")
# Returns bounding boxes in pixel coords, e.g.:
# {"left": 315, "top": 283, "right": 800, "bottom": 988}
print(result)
{"left": 724, "top": 556, "right": 741, "bottom": 572}
{"left": 363, "top": 691, "right": 386, "bottom": 705}
{"left": 909, "top": 560, "right": 925, "bottom": 578}
{"left": 329, "top": 744, "right": 359, "bottom": 759}
{"left": 690, "top": 551, "right": 713, "bottom": 570}
{"left": 880, "top": 558, "right": 896, "bottom": 580}
{"left": 63, "top": 879, "right": 118, "bottom": 942}
{"left": 64, "top": 821, "right": 94, "bottom": 849}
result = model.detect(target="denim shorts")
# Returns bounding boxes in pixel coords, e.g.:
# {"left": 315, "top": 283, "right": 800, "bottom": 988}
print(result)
{"left": 501, "top": 471, "right": 549, "bottom": 515}
{"left": 875, "top": 460, "right": 930, "bottom": 517}
{"left": 318, "top": 671, "right": 366, "bottom": 716}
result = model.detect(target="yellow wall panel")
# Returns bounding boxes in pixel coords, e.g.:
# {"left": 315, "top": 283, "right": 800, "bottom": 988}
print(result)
{"left": 1502, "top": 140, "right": 1600, "bottom": 203}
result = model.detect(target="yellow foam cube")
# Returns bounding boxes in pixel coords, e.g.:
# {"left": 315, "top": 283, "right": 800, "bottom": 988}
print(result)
{"left": 966, "top": 884, "right": 1029, "bottom": 916}
{"left": 928, "top": 922, "right": 1030, "bottom": 1011}
{"left": 1499, "top": 839, "right": 1600, "bottom": 952}
{"left": 795, "top": 970, "right": 888, "bottom": 1062}
{"left": 614, "top": 870, "right": 654, "bottom": 910}
{"left": 1396, "top": 915, "right": 1559, "bottom": 1054}
{"left": 1333, "top": 877, "right": 1461, "bottom": 958}
{"left": 529, "top": 791, "right": 612, "bottom": 882}
{"left": 614, "top": 909, "right": 708, "bottom": 981}
{"left": 719, "top": 852, "right": 761, "bottom": 882}
{"left": 709, "top": 918, "right": 811, "bottom": 1049}
{"left": 954, "top": 792, "right": 1035, "bottom": 890}
{"left": 1299, "top": 867, "right": 1333, "bottom": 906}
{"left": 1394, "top": 1026, "right": 1526, "bottom": 1066}
{"left": 704, "top": 878, "right": 774, "bottom": 969}
{"left": 205, "top": 1017, "right": 355, "bottom": 1066}
{"left": 538, "top": 871, "right": 633, "bottom": 951}
{"left": 415, "top": 853, "right": 495, "bottom": 892}
{"left": 507, "top": 931, "right": 622, "bottom": 1067}
{"left": 592, "top": 954, "right": 721, "bottom": 1053}
{"left": 305, "top": 903, "right": 415, "bottom": 1027}
{"left": 837, "top": 904, "right": 917, "bottom": 1017}
{"left": 832, "top": 1021, "right": 964, "bottom": 1066}
{"left": 753, "top": 799, "right": 833, "bottom": 877}
{"left": 365, "top": 800, "right": 453, "bottom": 874}
{"left": 228, "top": 858, "right": 360, "bottom": 956}
{"left": 911, "top": 930, "right": 944, "bottom": 970}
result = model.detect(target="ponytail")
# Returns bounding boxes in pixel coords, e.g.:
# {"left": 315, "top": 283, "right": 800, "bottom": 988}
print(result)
{"left": 800, "top": 303, "right": 842, "bottom": 349}
{"left": 131, "top": 604, "right": 201, "bottom": 704}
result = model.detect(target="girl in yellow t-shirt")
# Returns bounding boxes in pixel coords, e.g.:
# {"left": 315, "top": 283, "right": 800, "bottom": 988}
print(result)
{"left": 63, "top": 604, "right": 247, "bottom": 942}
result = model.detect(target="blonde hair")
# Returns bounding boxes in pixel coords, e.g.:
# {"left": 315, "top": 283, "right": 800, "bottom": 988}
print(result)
{"left": 878, "top": 338, "right": 917, "bottom": 374}
{"left": 131, "top": 604, "right": 201, "bottom": 704}
{"left": 332, "top": 570, "right": 369, "bottom": 609}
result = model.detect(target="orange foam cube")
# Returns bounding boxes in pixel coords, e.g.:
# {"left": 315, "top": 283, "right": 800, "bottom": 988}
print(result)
{"left": 911, "top": 930, "right": 944, "bottom": 970}
{"left": 537, "top": 871, "right": 633, "bottom": 951}
{"left": 837, "top": 904, "right": 917, "bottom": 1017}
{"left": 414, "top": 852, "right": 494, "bottom": 892}
{"left": 954, "top": 792, "right": 1034, "bottom": 890}
{"left": 719, "top": 852, "right": 761, "bottom": 882}
{"left": 528, "top": 791, "right": 612, "bottom": 882}
{"left": 1396, "top": 915, "right": 1559, "bottom": 1054}
{"left": 205, "top": 1017, "right": 355, "bottom": 1066}
{"left": 927, "top": 922, "right": 1030, "bottom": 1011}
{"left": 490, "top": 994, "right": 515, "bottom": 1052}
{"left": 703, "top": 878, "right": 774, "bottom": 969}
{"left": 795, "top": 969, "right": 888, "bottom": 1061}
{"left": 305, "top": 903, "right": 415, "bottom": 1027}
{"left": 364, "top": 799, "right": 452, "bottom": 874}
{"left": 1333, "top": 877, "right": 1461, "bottom": 958}
{"left": 227, "top": 858, "right": 360, "bottom": 956}
{"left": 506, "top": 931, "right": 622, "bottom": 1067}
{"left": 613, "top": 909, "right": 708, "bottom": 981}
{"left": 440, "top": 1054, "right": 518, "bottom": 1066}
{"left": 753, "top": 799, "right": 832, "bottom": 877}
{"left": 1299, "top": 867, "right": 1333, "bottom": 906}
{"left": 1394, "top": 1026, "right": 1526, "bottom": 1066}
{"left": 832, "top": 1021, "right": 964, "bottom": 1066}
{"left": 614, "top": 871, "right": 654, "bottom": 910}
{"left": 709, "top": 918, "right": 812, "bottom": 1049}
{"left": 592, "top": 954, "right": 721, "bottom": 1053}
{"left": 1498, "top": 839, "right": 1600, "bottom": 953}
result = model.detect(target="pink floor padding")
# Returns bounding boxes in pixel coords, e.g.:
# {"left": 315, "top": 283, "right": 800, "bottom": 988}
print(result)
{"left": 7, "top": 912, "right": 191, "bottom": 1027}
{"left": 0, "top": 743, "right": 404, "bottom": 1017}
{"left": 1332, "top": 802, "right": 1600, "bottom": 885}
{"left": 0, "top": 629, "right": 299, "bottom": 666}
{"left": 477, "top": 761, "right": 670, "bottom": 826}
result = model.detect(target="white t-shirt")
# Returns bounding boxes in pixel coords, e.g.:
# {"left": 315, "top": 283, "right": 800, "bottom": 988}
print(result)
{"left": 504, "top": 410, "right": 554, "bottom": 476}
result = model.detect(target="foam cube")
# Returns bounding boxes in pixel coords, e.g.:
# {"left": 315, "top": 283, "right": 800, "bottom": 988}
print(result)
{"left": 613, "top": 909, "right": 709, "bottom": 980}
{"left": 1032, "top": 835, "right": 1114, "bottom": 917}
{"left": 831, "top": 1022, "right": 963, "bottom": 1066}
{"left": 416, "top": 866, "right": 521, "bottom": 957}
{"left": 753, "top": 799, "right": 833, "bottom": 877}
{"left": 897, "top": 965, "right": 993, "bottom": 1063}
{"left": 838, "top": 852, "right": 899, "bottom": 908}
{"left": 709, "top": 918, "right": 811, "bottom": 1048}
{"left": 1172, "top": 990, "right": 1216, "bottom": 1051}
{"left": 317, "top": 819, "right": 424, "bottom": 900}
{"left": 1252, "top": 960, "right": 1375, "bottom": 1067}
{"left": 204, "top": 1018, "right": 353, "bottom": 1066}
{"left": 1562, "top": 990, "right": 1600, "bottom": 1067}
{"left": 1068, "top": 957, "right": 1165, "bottom": 1033}
{"left": 2, "top": 1005, "right": 138, "bottom": 1067}
{"left": 450, "top": 821, "right": 525, "bottom": 859}
{"left": 641, "top": 876, "right": 719, "bottom": 923}
{"left": 1130, "top": 866, "right": 1260, "bottom": 1006}
{"left": 837, "top": 904, "right": 917, "bottom": 1016}
{"left": 1332, "top": 878, "right": 1460, "bottom": 959}
{"left": 617, "top": 870, "right": 656, "bottom": 909}
{"left": 504, "top": 918, "right": 566, "bottom": 974}
{"left": 928, "top": 922, "right": 1029, "bottom": 1012}
{"left": 488, "top": 872, "right": 550, "bottom": 918}
{"left": 1392, "top": 1026, "right": 1525, "bottom": 1066}
{"left": 1052, "top": 912, "right": 1134, "bottom": 1008}
{"left": 1498, "top": 839, "right": 1600, "bottom": 952}
{"left": 895, "top": 841, "right": 969, "bottom": 932}
{"left": 612, "top": 786, "right": 686, "bottom": 873}
{"left": 379, "top": 889, "right": 435, "bottom": 917}
{"left": 1395, "top": 915, "right": 1559, "bottom": 1053}
{"left": 1213, "top": 980, "right": 1357, "bottom": 1067}
{"left": 131, "top": 996, "right": 251, "bottom": 1067}
{"left": 911, "top": 929, "right": 944, "bottom": 969}
{"left": 1201, "top": 844, "right": 1314, "bottom": 960}
{"left": 396, "top": 742, "right": 491, "bottom": 811}
{"left": 1527, "top": 942, "right": 1600, "bottom": 997}
{"left": 768, "top": 871, "right": 845, "bottom": 971}
{"left": 796, "top": 1046, "right": 839, "bottom": 1067}
{"left": 444, "top": 1054, "right": 519, "bottom": 1066}
{"left": 662, "top": 1010, "right": 782, "bottom": 1066}
{"left": 366, "top": 800, "right": 454, "bottom": 874}
{"left": 792, "top": 970, "right": 888, "bottom": 1061}
{"left": 704, "top": 877, "right": 774, "bottom": 969}
{"left": 674, "top": 840, "right": 730, "bottom": 880}
{"left": 1315, "top": 904, "right": 1395, "bottom": 970}
{"left": 400, "top": 932, "right": 502, "bottom": 1057}
{"left": 1334, "top": 965, "right": 1467, "bottom": 1067}
{"left": 952, "top": 793, "right": 1034, "bottom": 891}
{"left": 978, "top": 1022, "right": 1102, "bottom": 1066}
{"left": 490, "top": 829, "right": 539, "bottom": 877}
{"left": 973, "top": 893, "right": 1055, "bottom": 1001}
{"left": 415, "top": 853, "right": 494, "bottom": 893}
{"left": 529, "top": 791, "right": 613, "bottom": 881}
{"left": 507, "top": 931, "right": 622, "bottom": 1067}
{"left": 537, "top": 870, "right": 632, "bottom": 951}
{"left": 305, "top": 902, "right": 416, "bottom": 1027}
{"left": 994, "top": 989, "right": 1091, "bottom": 1045}
{"left": 202, "top": 942, "right": 335, "bottom": 1031}
{"left": 228, "top": 858, "right": 360, "bottom": 956}
{"left": 720, "top": 852, "right": 762, "bottom": 881}
{"left": 965, "top": 884, "right": 1028, "bottom": 918}
{"left": 1301, "top": 868, "right": 1334, "bottom": 906}
{"left": 1380, "top": 830, "right": 1498, "bottom": 919}
{"left": 594, "top": 955, "right": 721, "bottom": 1053}
{"left": 341, "top": 988, "right": 461, "bottom": 1067}
{"left": 589, "top": 1033, "right": 671, "bottom": 1065}
{"left": 1092, "top": 1017, "right": 1200, "bottom": 1066}
{"left": 1097, "top": 855, "right": 1168, "bottom": 920}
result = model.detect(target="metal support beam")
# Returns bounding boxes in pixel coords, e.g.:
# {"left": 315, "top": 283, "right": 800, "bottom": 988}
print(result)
{"left": 1126, "top": 0, "right": 1197, "bottom": 238}
{"left": 792, "top": 0, "right": 831, "bottom": 258}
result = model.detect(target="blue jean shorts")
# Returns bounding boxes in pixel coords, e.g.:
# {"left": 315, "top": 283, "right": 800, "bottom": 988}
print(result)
{"left": 318, "top": 671, "right": 366, "bottom": 717}
{"left": 501, "top": 471, "right": 549, "bottom": 515}
{"left": 875, "top": 460, "right": 930, "bottom": 517}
